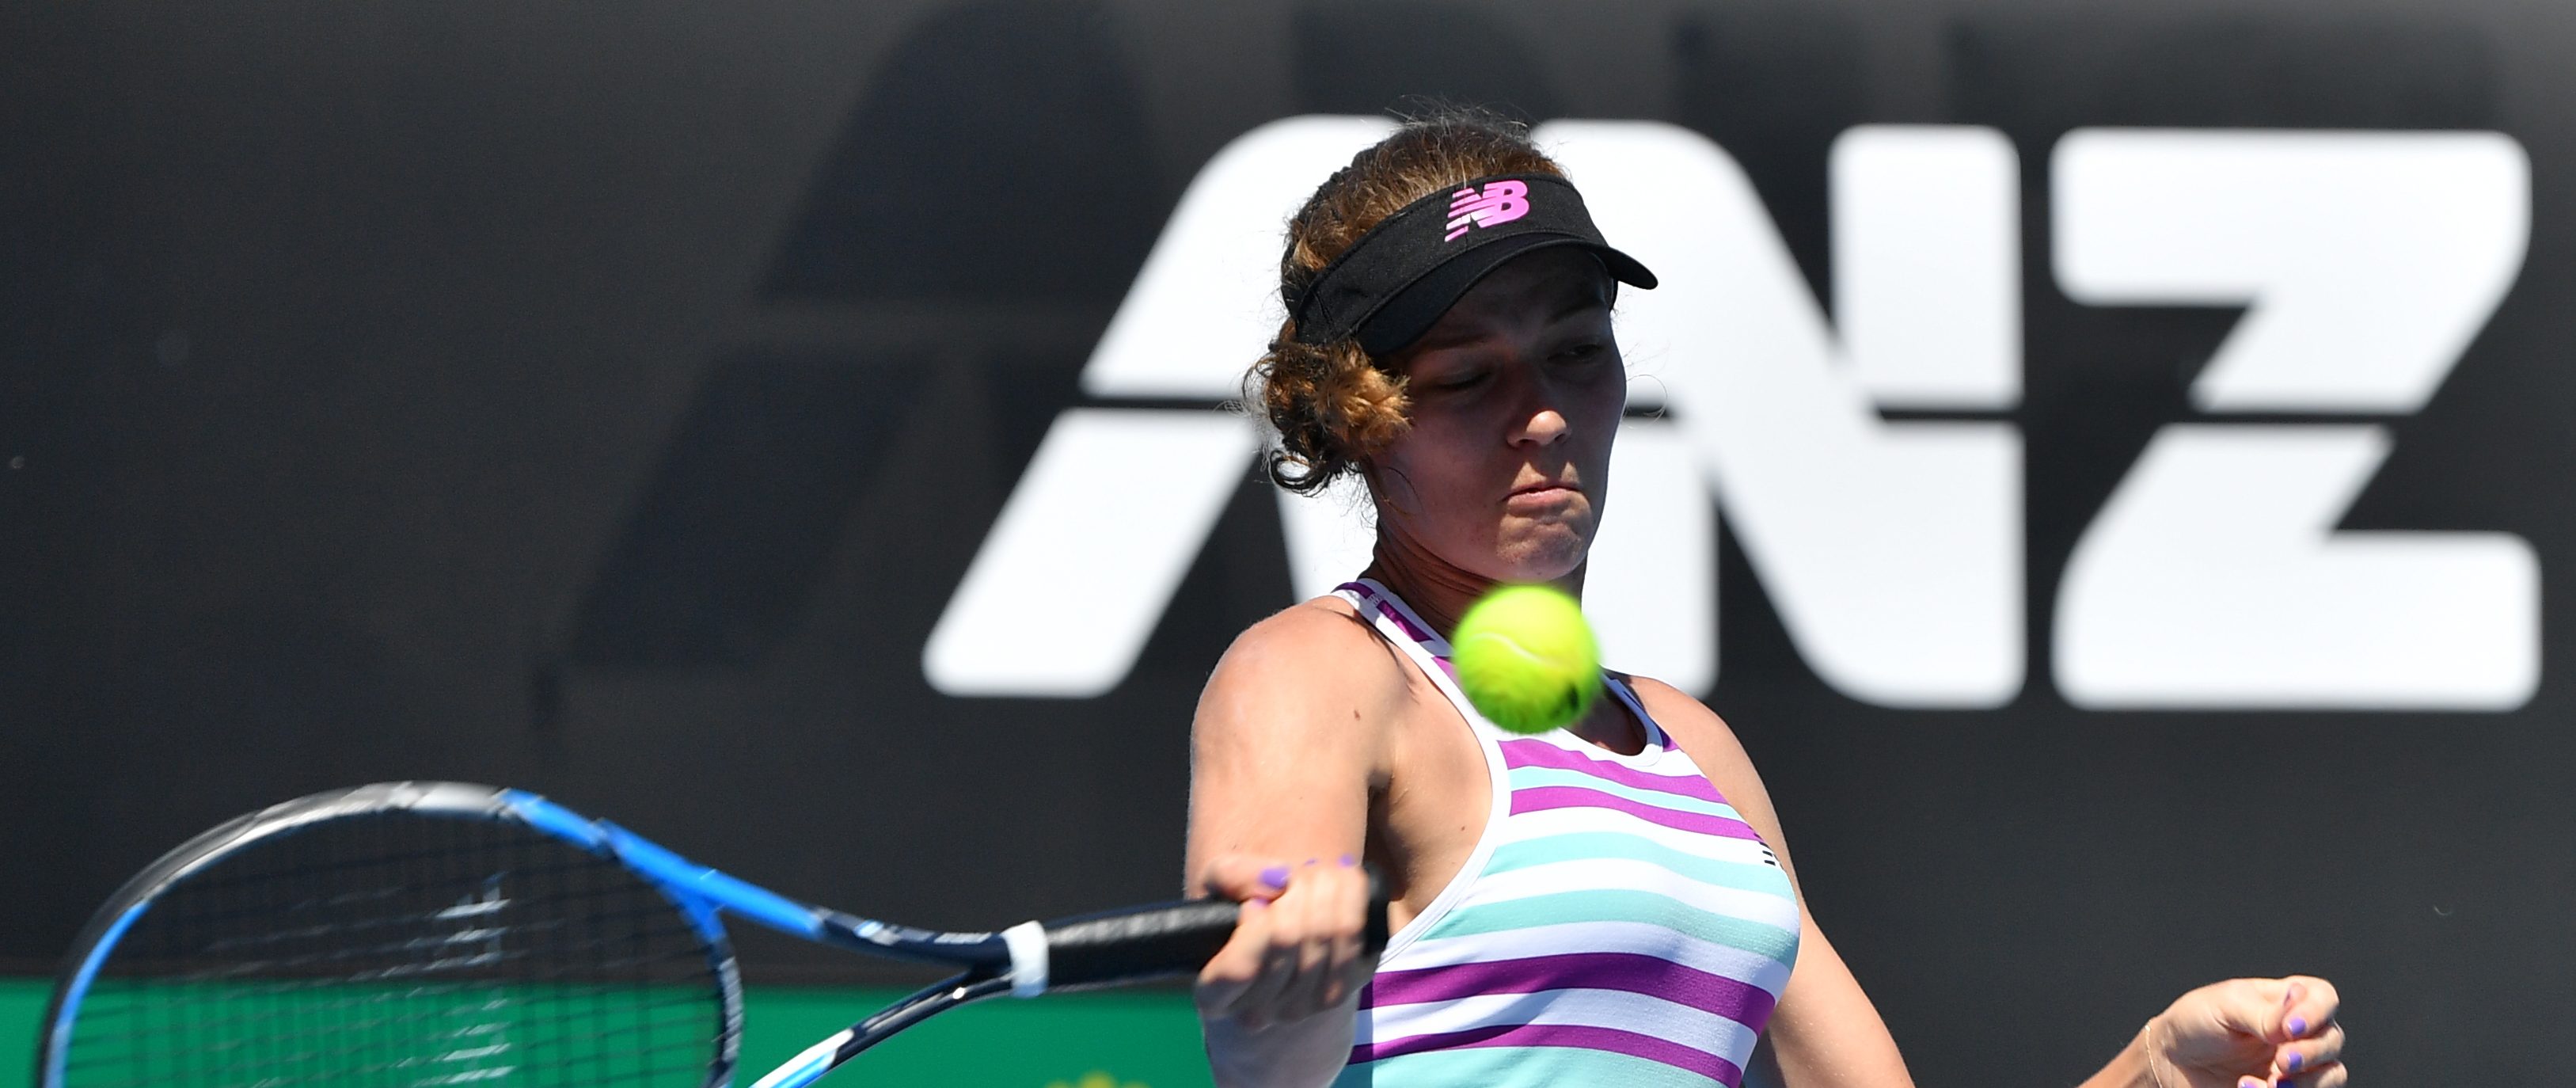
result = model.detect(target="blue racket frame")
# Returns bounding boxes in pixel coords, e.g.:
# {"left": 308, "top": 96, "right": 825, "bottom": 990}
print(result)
{"left": 40, "top": 781, "right": 1278, "bottom": 1088}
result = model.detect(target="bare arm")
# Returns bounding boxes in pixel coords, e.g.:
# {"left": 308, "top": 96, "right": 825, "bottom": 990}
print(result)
{"left": 1187, "top": 604, "right": 1404, "bottom": 1088}
{"left": 1633, "top": 679, "right": 2347, "bottom": 1088}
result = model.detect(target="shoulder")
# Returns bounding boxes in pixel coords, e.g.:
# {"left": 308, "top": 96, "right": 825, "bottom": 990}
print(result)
{"left": 1195, "top": 596, "right": 1414, "bottom": 746}
{"left": 1210, "top": 595, "right": 1411, "bottom": 690}
{"left": 1620, "top": 675, "right": 1753, "bottom": 771}
{"left": 1210, "top": 595, "right": 1391, "bottom": 679}
{"left": 1620, "top": 675, "right": 1773, "bottom": 824}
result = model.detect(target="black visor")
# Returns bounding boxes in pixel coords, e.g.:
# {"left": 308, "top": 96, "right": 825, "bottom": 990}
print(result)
{"left": 1288, "top": 173, "right": 1657, "bottom": 356}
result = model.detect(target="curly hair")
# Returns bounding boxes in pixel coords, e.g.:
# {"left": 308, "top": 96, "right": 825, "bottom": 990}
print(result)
{"left": 1250, "top": 108, "right": 1567, "bottom": 494}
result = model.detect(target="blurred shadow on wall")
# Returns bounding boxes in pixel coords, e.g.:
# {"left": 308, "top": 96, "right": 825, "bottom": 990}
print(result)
{"left": 762, "top": 0, "right": 1158, "bottom": 303}
{"left": 563, "top": 0, "right": 1164, "bottom": 689}
{"left": 1293, "top": 0, "right": 1562, "bottom": 122}
{"left": 1672, "top": 2, "right": 1865, "bottom": 305}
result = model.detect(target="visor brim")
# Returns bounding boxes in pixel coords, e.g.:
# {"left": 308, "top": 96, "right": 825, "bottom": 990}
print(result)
{"left": 1352, "top": 234, "right": 1658, "bottom": 358}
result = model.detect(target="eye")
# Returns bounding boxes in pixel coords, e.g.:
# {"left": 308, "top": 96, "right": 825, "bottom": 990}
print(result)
{"left": 1427, "top": 364, "right": 1488, "bottom": 390}
{"left": 1556, "top": 341, "right": 1605, "bottom": 363}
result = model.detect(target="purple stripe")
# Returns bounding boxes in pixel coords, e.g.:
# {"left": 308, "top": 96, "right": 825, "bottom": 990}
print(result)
{"left": 1337, "top": 582, "right": 1445, "bottom": 653}
{"left": 1511, "top": 786, "right": 1763, "bottom": 839}
{"left": 1334, "top": 582, "right": 1484, "bottom": 692}
{"left": 1375, "top": 600, "right": 1435, "bottom": 645}
{"left": 1501, "top": 738, "right": 1728, "bottom": 804}
{"left": 1363, "top": 952, "right": 1778, "bottom": 1027}
{"left": 1351, "top": 1022, "right": 1745, "bottom": 1086}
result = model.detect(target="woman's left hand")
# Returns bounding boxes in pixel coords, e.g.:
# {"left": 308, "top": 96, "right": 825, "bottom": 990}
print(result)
{"left": 2144, "top": 976, "right": 2344, "bottom": 1088}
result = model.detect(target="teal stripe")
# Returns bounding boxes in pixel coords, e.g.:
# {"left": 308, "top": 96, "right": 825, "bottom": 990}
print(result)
{"left": 1484, "top": 832, "right": 1796, "bottom": 896}
{"left": 1335, "top": 1044, "right": 1729, "bottom": 1088}
{"left": 1424, "top": 889, "right": 1798, "bottom": 964}
{"left": 1505, "top": 767, "right": 1746, "bottom": 820}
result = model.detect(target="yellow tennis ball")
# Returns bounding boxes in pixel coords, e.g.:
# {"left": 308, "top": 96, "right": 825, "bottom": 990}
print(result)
{"left": 1451, "top": 584, "right": 1601, "bottom": 735}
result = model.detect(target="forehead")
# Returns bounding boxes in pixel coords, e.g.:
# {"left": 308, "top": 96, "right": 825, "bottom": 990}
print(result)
{"left": 1407, "top": 248, "right": 1613, "bottom": 346}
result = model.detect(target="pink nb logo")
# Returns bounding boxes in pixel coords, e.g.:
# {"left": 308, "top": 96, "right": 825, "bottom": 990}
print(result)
{"left": 1445, "top": 180, "right": 1530, "bottom": 240}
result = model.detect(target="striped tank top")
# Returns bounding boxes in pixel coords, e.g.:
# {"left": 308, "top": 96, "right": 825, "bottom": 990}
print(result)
{"left": 1331, "top": 579, "right": 1801, "bottom": 1088}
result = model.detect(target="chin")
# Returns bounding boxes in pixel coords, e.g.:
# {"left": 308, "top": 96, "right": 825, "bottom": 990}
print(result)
{"left": 1486, "top": 532, "right": 1592, "bottom": 584}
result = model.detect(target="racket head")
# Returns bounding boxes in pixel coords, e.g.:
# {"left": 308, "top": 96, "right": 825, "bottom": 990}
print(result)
{"left": 38, "top": 781, "right": 743, "bottom": 1088}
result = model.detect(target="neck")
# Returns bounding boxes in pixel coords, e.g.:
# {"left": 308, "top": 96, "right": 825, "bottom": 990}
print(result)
{"left": 1361, "top": 521, "right": 1640, "bottom": 755}
{"left": 1357, "top": 521, "right": 1586, "bottom": 637}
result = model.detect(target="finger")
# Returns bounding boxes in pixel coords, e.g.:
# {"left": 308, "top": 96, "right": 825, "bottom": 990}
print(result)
{"left": 1318, "top": 855, "right": 1370, "bottom": 1009}
{"left": 1198, "top": 855, "right": 1294, "bottom": 903}
{"left": 1231, "top": 917, "right": 1301, "bottom": 1032}
{"left": 2191, "top": 978, "right": 2302, "bottom": 1042}
{"left": 1195, "top": 896, "right": 1275, "bottom": 1016}
{"left": 2277, "top": 976, "right": 2340, "bottom": 1041}
{"left": 1262, "top": 855, "right": 1329, "bottom": 1021}
{"left": 1294, "top": 860, "right": 1367, "bottom": 1015}
{"left": 2283, "top": 1059, "right": 2346, "bottom": 1088}
{"left": 1281, "top": 860, "right": 1354, "bottom": 1019}
{"left": 2274, "top": 1021, "right": 2344, "bottom": 1076}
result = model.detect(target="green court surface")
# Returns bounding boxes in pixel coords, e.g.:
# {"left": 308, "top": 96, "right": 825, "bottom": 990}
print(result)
{"left": 1, "top": 976, "right": 1214, "bottom": 1088}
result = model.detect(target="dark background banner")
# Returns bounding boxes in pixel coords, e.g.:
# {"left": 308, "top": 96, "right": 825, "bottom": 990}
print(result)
{"left": 6, "top": 1, "right": 2570, "bottom": 1083}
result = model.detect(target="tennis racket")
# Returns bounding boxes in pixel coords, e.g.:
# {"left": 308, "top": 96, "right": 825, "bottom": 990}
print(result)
{"left": 37, "top": 781, "right": 1389, "bottom": 1087}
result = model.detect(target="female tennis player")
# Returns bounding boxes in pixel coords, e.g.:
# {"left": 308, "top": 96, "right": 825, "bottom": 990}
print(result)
{"left": 1183, "top": 111, "right": 2349, "bottom": 1088}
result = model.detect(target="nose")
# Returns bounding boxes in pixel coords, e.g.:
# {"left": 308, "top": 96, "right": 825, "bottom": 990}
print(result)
{"left": 1511, "top": 403, "right": 1572, "bottom": 447}
{"left": 1505, "top": 361, "right": 1574, "bottom": 448}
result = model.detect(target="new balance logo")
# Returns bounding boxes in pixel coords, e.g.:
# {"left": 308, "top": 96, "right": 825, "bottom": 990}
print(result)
{"left": 927, "top": 116, "right": 2537, "bottom": 713}
{"left": 1446, "top": 179, "right": 1531, "bottom": 239}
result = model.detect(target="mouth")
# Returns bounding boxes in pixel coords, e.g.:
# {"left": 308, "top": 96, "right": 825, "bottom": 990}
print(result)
{"left": 1507, "top": 480, "right": 1582, "bottom": 500}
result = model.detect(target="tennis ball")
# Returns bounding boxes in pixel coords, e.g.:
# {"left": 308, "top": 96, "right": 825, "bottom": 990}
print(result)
{"left": 1451, "top": 584, "right": 1601, "bottom": 735}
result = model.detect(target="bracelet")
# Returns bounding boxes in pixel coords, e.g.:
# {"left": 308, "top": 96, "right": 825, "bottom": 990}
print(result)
{"left": 2140, "top": 1018, "right": 2175, "bottom": 1088}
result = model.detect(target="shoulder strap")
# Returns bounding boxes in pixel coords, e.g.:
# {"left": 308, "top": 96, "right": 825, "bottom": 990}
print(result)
{"left": 1333, "top": 579, "right": 1491, "bottom": 734}
{"left": 1329, "top": 579, "right": 1514, "bottom": 964}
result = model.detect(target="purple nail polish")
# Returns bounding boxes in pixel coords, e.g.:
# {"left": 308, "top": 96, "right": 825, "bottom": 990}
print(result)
{"left": 1339, "top": 854, "right": 1357, "bottom": 867}
{"left": 2285, "top": 1052, "right": 2304, "bottom": 1073}
{"left": 1259, "top": 865, "right": 1290, "bottom": 889}
{"left": 2286, "top": 1015, "right": 2308, "bottom": 1036}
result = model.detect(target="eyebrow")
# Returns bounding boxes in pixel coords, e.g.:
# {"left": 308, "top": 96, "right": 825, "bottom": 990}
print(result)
{"left": 1406, "top": 322, "right": 1484, "bottom": 353}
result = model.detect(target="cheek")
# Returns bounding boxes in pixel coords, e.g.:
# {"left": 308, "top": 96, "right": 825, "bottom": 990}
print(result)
{"left": 1375, "top": 433, "right": 1504, "bottom": 538}
{"left": 1379, "top": 432, "right": 1482, "bottom": 506}
{"left": 1567, "top": 391, "right": 1623, "bottom": 474}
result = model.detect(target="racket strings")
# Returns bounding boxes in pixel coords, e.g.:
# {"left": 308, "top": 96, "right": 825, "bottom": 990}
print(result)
{"left": 59, "top": 809, "right": 729, "bottom": 1087}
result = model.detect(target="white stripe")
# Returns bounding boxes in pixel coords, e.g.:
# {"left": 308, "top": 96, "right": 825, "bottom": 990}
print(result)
{"left": 748, "top": 1029, "right": 853, "bottom": 1088}
{"left": 1002, "top": 920, "right": 1050, "bottom": 998}
{"left": 1396, "top": 919, "right": 1797, "bottom": 996}
{"left": 1357, "top": 987, "right": 1762, "bottom": 1059}
{"left": 1497, "top": 809, "right": 1783, "bottom": 866}
{"left": 1342, "top": 587, "right": 1517, "bottom": 970}
{"left": 1505, "top": 766, "right": 1750, "bottom": 821}
{"left": 1504, "top": 729, "right": 1721, "bottom": 782}
{"left": 1467, "top": 857, "right": 1801, "bottom": 929}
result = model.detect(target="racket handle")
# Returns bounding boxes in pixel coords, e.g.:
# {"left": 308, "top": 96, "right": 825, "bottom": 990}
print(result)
{"left": 1038, "top": 863, "right": 1392, "bottom": 992}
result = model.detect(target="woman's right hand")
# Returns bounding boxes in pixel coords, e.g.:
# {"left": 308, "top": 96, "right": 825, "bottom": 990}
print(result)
{"left": 1195, "top": 852, "right": 1377, "bottom": 1033}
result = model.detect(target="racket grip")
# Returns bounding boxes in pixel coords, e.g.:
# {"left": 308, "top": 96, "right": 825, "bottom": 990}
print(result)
{"left": 1039, "top": 863, "right": 1391, "bottom": 992}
